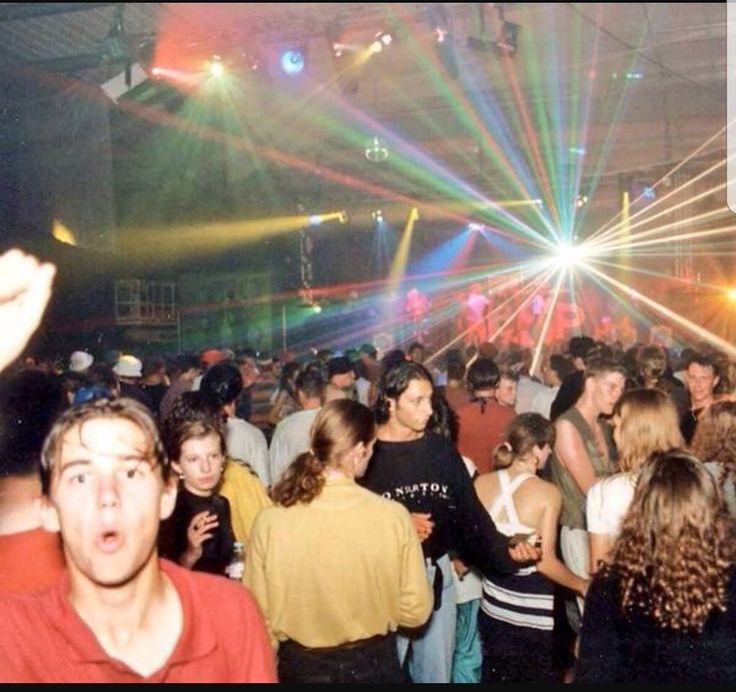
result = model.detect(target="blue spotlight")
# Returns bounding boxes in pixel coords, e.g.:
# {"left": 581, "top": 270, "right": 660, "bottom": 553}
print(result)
{"left": 280, "top": 48, "right": 305, "bottom": 75}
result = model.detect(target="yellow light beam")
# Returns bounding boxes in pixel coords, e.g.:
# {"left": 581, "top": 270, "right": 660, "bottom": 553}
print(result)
{"left": 386, "top": 207, "right": 420, "bottom": 289}
{"left": 592, "top": 203, "right": 730, "bottom": 252}
{"left": 121, "top": 214, "right": 319, "bottom": 259}
{"left": 584, "top": 264, "right": 736, "bottom": 359}
{"left": 51, "top": 218, "right": 77, "bottom": 246}
{"left": 597, "top": 222, "right": 736, "bottom": 254}
{"left": 589, "top": 124, "right": 727, "bottom": 242}
{"left": 591, "top": 157, "right": 728, "bottom": 246}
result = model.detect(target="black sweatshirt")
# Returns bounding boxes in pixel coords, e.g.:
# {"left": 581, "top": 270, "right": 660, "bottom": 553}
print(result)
{"left": 360, "top": 432, "right": 515, "bottom": 577}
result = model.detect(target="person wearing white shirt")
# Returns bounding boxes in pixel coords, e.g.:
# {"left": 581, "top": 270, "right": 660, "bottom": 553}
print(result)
{"left": 586, "top": 389, "right": 682, "bottom": 573}
{"left": 269, "top": 368, "right": 325, "bottom": 485}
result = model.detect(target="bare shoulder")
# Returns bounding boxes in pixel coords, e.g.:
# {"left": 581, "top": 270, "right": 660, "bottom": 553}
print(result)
{"left": 474, "top": 471, "right": 497, "bottom": 504}
{"left": 554, "top": 418, "right": 585, "bottom": 460}
{"left": 523, "top": 475, "right": 560, "bottom": 502}
{"left": 554, "top": 417, "right": 578, "bottom": 438}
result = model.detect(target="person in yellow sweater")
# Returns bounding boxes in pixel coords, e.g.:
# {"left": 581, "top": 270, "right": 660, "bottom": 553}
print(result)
{"left": 244, "top": 399, "right": 433, "bottom": 683}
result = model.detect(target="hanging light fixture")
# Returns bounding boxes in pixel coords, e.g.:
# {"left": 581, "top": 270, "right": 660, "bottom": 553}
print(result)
{"left": 365, "top": 136, "right": 389, "bottom": 162}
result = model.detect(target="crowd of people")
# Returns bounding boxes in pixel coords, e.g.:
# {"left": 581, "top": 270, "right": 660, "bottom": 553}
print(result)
{"left": 1, "top": 248, "right": 735, "bottom": 683}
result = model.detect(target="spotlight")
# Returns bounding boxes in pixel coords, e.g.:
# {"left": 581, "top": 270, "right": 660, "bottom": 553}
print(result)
{"left": 727, "top": 287, "right": 736, "bottom": 302}
{"left": 371, "top": 209, "right": 384, "bottom": 225}
{"left": 551, "top": 242, "right": 592, "bottom": 270}
{"left": 370, "top": 30, "right": 393, "bottom": 54}
{"left": 468, "top": 222, "right": 485, "bottom": 232}
{"left": 280, "top": 48, "right": 306, "bottom": 75}
{"left": 308, "top": 215, "right": 322, "bottom": 226}
{"left": 208, "top": 55, "right": 224, "bottom": 78}
{"left": 575, "top": 194, "right": 588, "bottom": 209}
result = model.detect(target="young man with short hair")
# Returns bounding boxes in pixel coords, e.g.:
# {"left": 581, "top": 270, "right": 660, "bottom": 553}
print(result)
{"left": 0, "top": 398, "right": 276, "bottom": 682}
{"left": 549, "top": 356, "right": 626, "bottom": 631}
{"left": 680, "top": 353, "right": 720, "bottom": 444}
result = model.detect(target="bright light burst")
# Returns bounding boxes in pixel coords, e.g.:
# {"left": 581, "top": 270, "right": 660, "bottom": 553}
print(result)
{"left": 112, "top": 5, "right": 732, "bottom": 357}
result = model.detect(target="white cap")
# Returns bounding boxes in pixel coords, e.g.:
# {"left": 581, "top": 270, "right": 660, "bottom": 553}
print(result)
{"left": 69, "top": 351, "right": 94, "bottom": 372}
{"left": 113, "top": 355, "right": 143, "bottom": 378}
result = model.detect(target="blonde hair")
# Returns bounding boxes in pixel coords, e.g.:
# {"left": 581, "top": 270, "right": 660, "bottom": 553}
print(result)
{"left": 271, "top": 399, "right": 375, "bottom": 507}
{"left": 612, "top": 449, "right": 734, "bottom": 632}
{"left": 615, "top": 388, "right": 683, "bottom": 474}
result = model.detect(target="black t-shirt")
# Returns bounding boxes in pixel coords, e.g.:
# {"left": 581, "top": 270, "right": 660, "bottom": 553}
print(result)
{"left": 360, "top": 432, "right": 515, "bottom": 578}
{"left": 138, "top": 382, "right": 169, "bottom": 418}
{"left": 680, "top": 406, "right": 705, "bottom": 445}
{"left": 158, "top": 487, "right": 235, "bottom": 576}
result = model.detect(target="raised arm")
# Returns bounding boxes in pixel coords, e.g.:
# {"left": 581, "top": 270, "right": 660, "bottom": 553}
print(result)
{"left": 0, "top": 249, "right": 55, "bottom": 372}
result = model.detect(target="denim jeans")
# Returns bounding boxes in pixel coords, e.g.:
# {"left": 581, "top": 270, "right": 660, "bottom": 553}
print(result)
{"left": 397, "top": 554, "right": 458, "bottom": 683}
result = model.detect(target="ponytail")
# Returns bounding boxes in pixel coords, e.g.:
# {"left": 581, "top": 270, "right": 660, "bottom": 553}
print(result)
{"left": 271, "top": 451, "right": 326, "bottom": 507}
{"left": 493, "top": 441, "right": 514, "bottom": 469}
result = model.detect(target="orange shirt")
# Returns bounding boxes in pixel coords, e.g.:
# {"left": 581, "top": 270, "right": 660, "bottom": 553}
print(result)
{"left": 457, "top": 399, "right": 516, "bottom": 474}
{"left": 0, "top": 527, "right": 65, "bottom": 593}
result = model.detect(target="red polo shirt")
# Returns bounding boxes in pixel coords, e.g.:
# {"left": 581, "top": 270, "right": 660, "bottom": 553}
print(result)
{"left": 0, "top": 559, "right": 276, "bottom": 682}
{"left": 0, "top": 527, "right": 65, "bottom": 593}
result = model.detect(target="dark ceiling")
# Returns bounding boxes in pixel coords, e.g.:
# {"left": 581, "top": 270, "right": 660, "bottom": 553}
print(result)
{"left": 0, "top": 3, "right": 728, "bottom": 253}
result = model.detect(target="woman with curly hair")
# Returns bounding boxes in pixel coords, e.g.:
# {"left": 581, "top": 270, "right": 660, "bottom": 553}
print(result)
{"left": 243, "top": 399, "right": 432, "bottom": 683}
{"left": 576, "top": 449, "right": 736, "bottom": 682}
{"left": 690, "top": 399, "right": 736, "bottom": 515}
{"left": 586, "top": 388, "right": 683, "bottom": 572}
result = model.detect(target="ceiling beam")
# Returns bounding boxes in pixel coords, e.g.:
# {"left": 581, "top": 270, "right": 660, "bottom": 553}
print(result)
{"left": 0, "top": 3, "right": 115, "bottom": 23}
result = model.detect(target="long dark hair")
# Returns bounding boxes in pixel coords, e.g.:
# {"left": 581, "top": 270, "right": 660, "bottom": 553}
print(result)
{"left": 373, "top": 361, "right": 433, "bottom": 424}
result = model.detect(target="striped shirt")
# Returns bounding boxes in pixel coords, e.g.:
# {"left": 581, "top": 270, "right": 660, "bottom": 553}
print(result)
{"left": 480, "top": 470, "right": 554, "bottom": 631}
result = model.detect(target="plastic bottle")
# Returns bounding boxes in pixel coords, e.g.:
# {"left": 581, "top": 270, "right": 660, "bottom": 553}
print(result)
{"left": 227, "top": 542, "right": 245, "bottom": 581}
